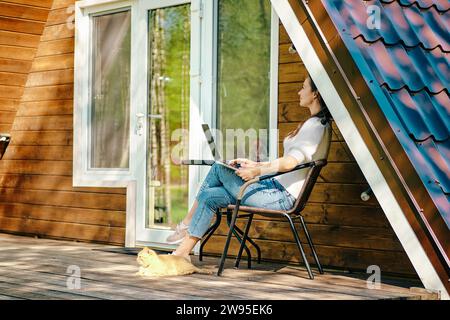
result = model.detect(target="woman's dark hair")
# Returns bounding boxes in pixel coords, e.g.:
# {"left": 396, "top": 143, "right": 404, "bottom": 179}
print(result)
{"left": 287, "top": 76, "right": 333, "bottom": 139}
{"left": 310, "top": 77, "right": 333, "bottom": 125}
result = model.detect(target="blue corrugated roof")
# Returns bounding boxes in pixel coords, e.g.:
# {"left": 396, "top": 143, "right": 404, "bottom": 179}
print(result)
{"left": 322, "top": 0, "right": 449, "bottom": 226}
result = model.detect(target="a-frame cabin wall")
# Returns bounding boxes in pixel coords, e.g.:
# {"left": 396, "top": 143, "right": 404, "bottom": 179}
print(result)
{"left": 0, "top": 0, "right": 127, "bottom": 244}
{"left": 204, "top": 23, "right": 418, "bottom": 278}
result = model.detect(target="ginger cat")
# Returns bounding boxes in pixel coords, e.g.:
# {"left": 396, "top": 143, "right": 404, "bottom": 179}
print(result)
{"left": 136, "top": 247, "right": 213, "bottom": 277}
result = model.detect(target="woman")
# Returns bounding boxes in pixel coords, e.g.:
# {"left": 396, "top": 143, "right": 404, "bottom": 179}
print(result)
{"left": 167, "top": 75, "right": 332, "bottom": 261}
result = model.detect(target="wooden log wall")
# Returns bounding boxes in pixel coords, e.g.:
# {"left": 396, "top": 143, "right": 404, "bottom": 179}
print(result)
{"left": 203, "top": 24, "right": 418, "bottom": 278}
{"left": 0, "top": 0, "right": 126, "bottom": 244}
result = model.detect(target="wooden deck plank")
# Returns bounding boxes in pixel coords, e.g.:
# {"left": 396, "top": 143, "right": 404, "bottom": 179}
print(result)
{"left": 0, "top": 279, "right": 98, "bottom": 300}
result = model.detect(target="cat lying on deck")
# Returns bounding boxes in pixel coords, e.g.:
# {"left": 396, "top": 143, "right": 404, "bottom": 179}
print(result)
{"left": 136, "top": 247, "right": 213, "bottom": 277}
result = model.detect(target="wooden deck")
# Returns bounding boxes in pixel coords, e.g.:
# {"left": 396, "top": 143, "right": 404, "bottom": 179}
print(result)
{"left": 0, "top": 233, "right": 439, "bottom": 300}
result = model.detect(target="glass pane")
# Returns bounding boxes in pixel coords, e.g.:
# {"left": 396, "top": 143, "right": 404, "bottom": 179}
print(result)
{"left": 217, "top": 0, "right": 271, "bottom": 162}
{"left": 147, "top": 5, "right": 191, "bottom": 229}
{"left": 91, "top": 11, "right": 131, "bottom": 169}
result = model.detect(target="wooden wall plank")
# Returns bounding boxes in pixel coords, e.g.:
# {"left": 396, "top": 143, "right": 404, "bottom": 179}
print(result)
{"left": 0, "top": 16, "right": 45, "bottom": 35}
{"left": 41, "top": 23, "right": 73, "bottom": 41}
{"left": 301, "top": 203, "right": 390, "bottom": 228}
{"left": 3, "top": 146, "right": 72, "bottom": 160}
{"left": 0, "top": 124, "right": 12, "bottom": 132}
{"left": 0, "top": 45, "right": 36, "bottom": 60}
{"left": 0, "top": 216, "right": 124, "bottom": 244}
{"left": 11, "top": 115, "right": 73, "bottom": 131}
{"left": 46, "top": 7, "right": 73, "bottom": 26}
{"left": 0, "top": 98, "right": 19, "bottom": 112}
{"left": 16, "top": 99, "right": 72, "bottom": 116}
{"left": 0, "top": 160, "right": 72, "bottom": 176}
{"left": 52, "top": 0, "right": 74, "bottom": 10}
{"left": 0, "top": 174, "right": 126, "bottom": 194}
{"left": 0, "top": 85, "right": 23, "bottom": 99}
{"left": 30, "top": 54, "right": 74, "bottom": 72}
{"left": 25, "top": 69, "right": 73, "bottom": 86}
{"left": 0, "top": 202, "right": 125, "bottom": 227}
{"left": 0, "top": 188, "right": 126, "bottom": 211}
{"left": 279, "top": 62, "right": 306, "bottom": 83}
{"left": 318, "top": 162, "right": 366, "bottom": 184}
{"left": 0, "top": 72, "right": 27, "bottom": 86}
{"left": 35, "top": 38, "right": 74, "bottom": 57}
{"left": 21, "top": 84, "right": 73, "bottom": 101}
{"left": 0, "top": 111, "right": 16, "bottom": 124}
{"left": 0, "top": 57, "right": 31, "bottom": 73}
{"left": 0, "top": 30, "right": 40, "bottom": 47}
{"left": 2, "top": 0, "right": 53, "bottom": 9}
{"left": 10, "top": 130, "right": 72, "bottom": 146}
{"left": 0, "top": 2, "right": 49, "bottom": 21}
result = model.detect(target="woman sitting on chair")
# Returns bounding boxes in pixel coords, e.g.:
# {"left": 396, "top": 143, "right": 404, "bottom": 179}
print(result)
{"left": 167, "top": 74, "right": 332, "bottom": 261}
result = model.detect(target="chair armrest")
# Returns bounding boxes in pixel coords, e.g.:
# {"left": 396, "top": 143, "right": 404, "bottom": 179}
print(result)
{"left": 257, "top": 159, "right": 327, "bottom": 181}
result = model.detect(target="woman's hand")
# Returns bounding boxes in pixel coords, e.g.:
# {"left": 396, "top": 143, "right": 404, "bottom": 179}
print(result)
{"left": 229, "top": 158, "right": 257, "bottom": 168}
{"left": 235, "top": 167, "right": 260, "bottom": 181}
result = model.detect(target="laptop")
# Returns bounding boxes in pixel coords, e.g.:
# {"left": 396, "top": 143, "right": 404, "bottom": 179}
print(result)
{"left": 201, "top": 124, "right": 240, "bottom": 171}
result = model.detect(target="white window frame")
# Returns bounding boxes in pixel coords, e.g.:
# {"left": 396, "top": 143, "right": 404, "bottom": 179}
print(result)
{"left": 74, "top": 0, "right": 138, "bottom": 187}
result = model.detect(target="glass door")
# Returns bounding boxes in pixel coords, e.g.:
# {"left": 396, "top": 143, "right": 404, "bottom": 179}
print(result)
{"left": 146, "top": 4, "right": 191, "bottom": 230}
{"left": 135, "top": 0, "right": 200, "bottom": 248}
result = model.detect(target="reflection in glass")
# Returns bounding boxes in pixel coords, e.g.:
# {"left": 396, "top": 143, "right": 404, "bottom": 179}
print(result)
{"left": 147, "top": 5, "right": 190, "bottom": 228}
{"left": 217, "top": 0, "right": 271, "bottom": 162}
{"left": 91, "top": 11, "right": 131, "bottom": 169}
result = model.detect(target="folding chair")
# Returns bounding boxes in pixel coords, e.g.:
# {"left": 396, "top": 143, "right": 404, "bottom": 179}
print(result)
{"left": 200, "top": 159, "right": 328, "bottom": 279}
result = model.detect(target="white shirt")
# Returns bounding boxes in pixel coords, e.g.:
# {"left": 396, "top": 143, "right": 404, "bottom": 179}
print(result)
{"left": 274, "top": 116, "right": 331, "bottom": 199}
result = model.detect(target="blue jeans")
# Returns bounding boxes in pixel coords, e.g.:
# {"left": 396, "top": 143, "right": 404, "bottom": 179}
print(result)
{"left": 188, "top": 163, "right": 296, "bottom": 238}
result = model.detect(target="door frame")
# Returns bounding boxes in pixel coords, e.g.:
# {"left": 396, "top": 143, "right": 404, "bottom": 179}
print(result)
{"left": 134, "top": 0, "right": 203, "bottom": 249}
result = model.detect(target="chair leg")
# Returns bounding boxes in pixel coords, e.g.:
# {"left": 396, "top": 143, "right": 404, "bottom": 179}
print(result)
{"left": 299, "top": 215, "right": 324, "bottom": 274}
{"left": 285, "top": 214, "right": 314, "bottom": 280}
{"left": 228, "top": 213, "right": 262, "bottom": 264}
{"left": 235, "top": 225, "right": 261, "bottom": 264}
{"left": 226, "top": 212, "right": 252, "bottom": 268}
{"left": 199, "top": 211, "right": 222, "bottom": 262}
{"left": 235, "top": 214, "right": 253, "bottom": 269}
{"left": 218, "top": 200, "right": 241, "bottom": 276}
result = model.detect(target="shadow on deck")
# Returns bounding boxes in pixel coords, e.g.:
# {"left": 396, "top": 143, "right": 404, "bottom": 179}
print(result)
{"left": 0, "top": 233, "right": 439, "bottom": 300}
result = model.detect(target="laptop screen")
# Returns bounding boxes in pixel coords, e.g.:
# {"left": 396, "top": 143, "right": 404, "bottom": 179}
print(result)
{"left": 202, "top": 124, "right": 221, "bottom": 161}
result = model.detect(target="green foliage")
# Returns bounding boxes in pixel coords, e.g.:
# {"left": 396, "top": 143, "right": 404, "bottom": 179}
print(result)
{"left": 217, "top": 0, "right": 271, "bottom": 161}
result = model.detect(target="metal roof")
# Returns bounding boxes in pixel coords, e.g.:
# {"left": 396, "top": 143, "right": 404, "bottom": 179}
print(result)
{"left": 323, "top": 0, "right": 449, "bottom": 226}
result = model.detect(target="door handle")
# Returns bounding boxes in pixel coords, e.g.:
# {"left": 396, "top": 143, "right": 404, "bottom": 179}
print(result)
{"left": 136, "top": 113, "right": 145, "bottom": 136}
{"left": 148, "top": 114, "right": 162, "bottom": 119}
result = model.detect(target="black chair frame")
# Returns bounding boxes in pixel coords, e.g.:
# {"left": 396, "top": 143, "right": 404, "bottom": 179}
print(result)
{"left": 182, "top": 159, "right": 327, "bottom": 279}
